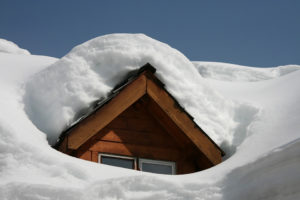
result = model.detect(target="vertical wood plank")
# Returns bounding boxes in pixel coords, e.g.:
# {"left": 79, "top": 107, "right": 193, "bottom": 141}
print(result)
{"left": 91, "top": 151, "right": 98, "bottom": 163}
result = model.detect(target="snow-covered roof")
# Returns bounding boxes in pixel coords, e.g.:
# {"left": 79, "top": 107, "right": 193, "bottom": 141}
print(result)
{"left": 54, "top": 63, "right": 225, "bottom": 157}
{"left": 24, "top": 34, "right": 236, "bottom": 146}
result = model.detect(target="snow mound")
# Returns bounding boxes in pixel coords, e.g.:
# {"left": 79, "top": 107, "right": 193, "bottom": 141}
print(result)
{"left": 0, "top": 38, "right": 31, "bottom": 55}
{"left": 193, "top": 61, "right": 300, "bottom": 82}
{"left": 24, "top": 34, "right": 238, "bottom": 146}
{"left": 1, "top": 34, "right": 300, "bottom": 199}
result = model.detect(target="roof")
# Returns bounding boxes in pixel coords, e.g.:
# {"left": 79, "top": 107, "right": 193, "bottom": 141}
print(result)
{"left": 54, "top": 63, "right": 225, "bottom": 157}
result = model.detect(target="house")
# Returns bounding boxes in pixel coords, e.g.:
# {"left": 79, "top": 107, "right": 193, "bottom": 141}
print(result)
{"left": 54, "top": 63, "right": 225, "bottom": 175}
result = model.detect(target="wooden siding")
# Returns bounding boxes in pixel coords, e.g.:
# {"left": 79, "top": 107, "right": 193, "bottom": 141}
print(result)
{"left": 72, "top": 96, "right": 209, "bottom": 174}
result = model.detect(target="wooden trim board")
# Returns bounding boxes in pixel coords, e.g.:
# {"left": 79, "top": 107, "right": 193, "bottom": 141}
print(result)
{"left": 68, "top": 75, "right": 147, "bottom": 149}
{"left": 146, "top": 75, "right": 221, "bottom": 165}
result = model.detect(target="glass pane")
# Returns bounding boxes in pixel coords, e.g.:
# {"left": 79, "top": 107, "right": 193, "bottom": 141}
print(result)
{"left": 101, "top": 156, "right": 134, "bottom": 169}
{"left": 142, "top": 162, "right": 173, "bottom": 174}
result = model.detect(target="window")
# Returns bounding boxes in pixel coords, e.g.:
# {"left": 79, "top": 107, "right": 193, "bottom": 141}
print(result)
{"left": 98, "top": 153, "right": 176, "bottom": 174}
{"left": 139, "top": 158, "right": 176, "bottom": 175}
{"left": 98, "top": 153, "right": 136, "bottom": 169}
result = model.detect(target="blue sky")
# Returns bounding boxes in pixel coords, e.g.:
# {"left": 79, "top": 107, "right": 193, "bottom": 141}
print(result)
{"left": 0, "top": 0, "right": 299, "bottom": 67}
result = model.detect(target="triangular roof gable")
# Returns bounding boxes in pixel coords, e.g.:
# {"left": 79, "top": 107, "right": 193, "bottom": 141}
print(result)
{"left": 56, "top": 63, "right": 224, "bottom": 165}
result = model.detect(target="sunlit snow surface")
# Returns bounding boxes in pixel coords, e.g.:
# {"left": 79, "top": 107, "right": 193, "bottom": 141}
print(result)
{"left": 24, "top": 34, "right": 237, "bottom": 147}
{"left": 0, "top": 34, "right": 300, "bottom": 199}
{"left": 0, "top": 39, "right": 31, "bottom": 55}
{"left": 193, "top": 61, "right": 300, "bottom": 82}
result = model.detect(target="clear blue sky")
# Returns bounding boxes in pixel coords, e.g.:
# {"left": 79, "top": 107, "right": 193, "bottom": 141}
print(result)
{"left": 1, "top": 0, "right": 299, "bottom": 67}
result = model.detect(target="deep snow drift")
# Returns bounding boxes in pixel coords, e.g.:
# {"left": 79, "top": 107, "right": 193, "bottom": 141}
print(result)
{"left": 0, "top": 35, "right": 300, "bottom": 200}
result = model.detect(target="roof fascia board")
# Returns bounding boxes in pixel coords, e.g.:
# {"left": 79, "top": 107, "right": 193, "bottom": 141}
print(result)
{"left": 68, "top": 74, "right": 147, "bottom": 149}
{"left": 145, "top": 73, "right": 222, "bottom": 165}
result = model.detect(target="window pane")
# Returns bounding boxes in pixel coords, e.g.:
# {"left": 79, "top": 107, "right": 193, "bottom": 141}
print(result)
{"left": 141, "top": 162, "right": 173, "bottom": 174}
{"left": 101, "top": 156, "right": 134, "bottom": 169}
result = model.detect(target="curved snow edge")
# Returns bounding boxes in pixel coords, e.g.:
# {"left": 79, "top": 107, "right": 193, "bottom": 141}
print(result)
{"left": 193, "top": 61, "right": 300, "bottom": 82}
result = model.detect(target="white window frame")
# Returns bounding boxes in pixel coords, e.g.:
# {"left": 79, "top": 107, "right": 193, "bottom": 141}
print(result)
{"left": 98, "top": 153, "right": 137, "bottom": 169}
{"left": 139, "top": 158, "right": 176, "bottom": 175}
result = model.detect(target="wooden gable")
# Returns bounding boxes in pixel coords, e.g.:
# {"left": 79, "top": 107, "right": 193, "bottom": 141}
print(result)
{"left": 56, "top": 63, "right": 224, "bottom": 173}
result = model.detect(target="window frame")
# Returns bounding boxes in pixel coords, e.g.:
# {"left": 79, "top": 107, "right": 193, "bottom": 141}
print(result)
{"left": 139, "top": 158, "right": 176, "bottom": 175}
{"left": 98, "top": 153, "right": 137, "bottom": 170}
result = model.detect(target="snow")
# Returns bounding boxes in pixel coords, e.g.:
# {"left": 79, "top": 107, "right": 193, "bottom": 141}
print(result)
{"left": 0, "top": 39, "right": 31, "bottom": 55}
{"left": 0, "top": 35, "right": 300, "bottom": 199}
{"left": 24, "top": 34, "right": 237, "bottom": 147}
{"left": 193, "top": 61, "right": 300, "bottom": 82}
